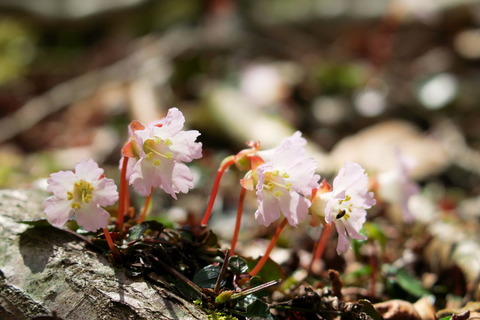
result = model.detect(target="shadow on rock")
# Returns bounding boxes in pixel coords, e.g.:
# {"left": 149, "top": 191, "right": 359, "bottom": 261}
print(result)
{"left": 19, "top": 226, "right": 80, "bottom": 274}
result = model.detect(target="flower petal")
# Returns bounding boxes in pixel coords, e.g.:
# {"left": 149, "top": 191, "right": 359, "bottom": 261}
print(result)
{"left": 93, "top": 177, "right": 119, "bottom": 207}
{"left": 169, "top": 130, "right": 202, "bottom": 162}
{"left": 152, "top": 107, "right": 186, "bottom": 137}
{"left": 169, "top": 162, "right": 195, "bottom": 195}
{"left": 130, "top": 159, "right": 161, "bottom": 196}
{"left": 334, "top": 221, "right": 351, "bottom": 254}
{"left": 75, "top": 204, "right": 110, "bottom": 232}
{"left": 47, "top": 170, "right": 76, "bottom": 198}
{"left": 255, "top": 191, "right": 280, "bottom": 226}
{"left": 43, "top": 197, "right": 74, "bottom": 227}
{"left": 278, "top": 191, "right": 310, "bottom": 227}
{"left": 75, "top": 159, "right": 104, "bottom": 182}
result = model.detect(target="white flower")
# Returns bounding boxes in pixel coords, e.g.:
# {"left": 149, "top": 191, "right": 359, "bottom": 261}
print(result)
{"left": 121, "top": 108, "right": 202, "bottom": 198}
{"left": 248, "top": 132, "right": 320, "bottom": 227}
{"left": 320, "top": 162, "right": 375, "bottom": 254}
{"left": 377, "top": 149, "right": 419, "bottom": 222}
{"left": 43, "top": 159, "right": 118, "bottom": 232}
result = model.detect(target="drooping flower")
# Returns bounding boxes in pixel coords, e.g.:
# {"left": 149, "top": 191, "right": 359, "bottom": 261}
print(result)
{"left": 313, "top": 161, "right": 375, "bottom": 254}
{"left": 43, "top": 159, "right": 119, "bottom": 232}
{"left": 376, "top": 149, "right": 419, "bottom": 222}
{"left": 243, "top": 132, "right": 320, "bottom": 227}
{"left": 121, "top": 108, "right": 202, "bottom": 198}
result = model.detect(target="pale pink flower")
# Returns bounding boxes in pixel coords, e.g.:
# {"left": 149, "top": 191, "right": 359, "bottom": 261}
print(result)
{"left": 121, "top": 108, "right": 202, "bottom": 198}
{"left": 43, "top": 159, "right": 118, "bottom": 232}
{"left": 377, "top": 149, "right": 419, "bottom": 222}
{"left": 320, "top": 162, "right": 376, "bottom": 254}
{"left": 246, "top": 132, "right": 320, "bottom": 227}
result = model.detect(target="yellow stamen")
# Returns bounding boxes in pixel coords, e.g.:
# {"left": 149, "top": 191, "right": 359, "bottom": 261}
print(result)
{"left": 144, "top": 142, "right": 174, "bottom": 160}
{"left": 68, "top": 180, "right": 95, "bottom": 210}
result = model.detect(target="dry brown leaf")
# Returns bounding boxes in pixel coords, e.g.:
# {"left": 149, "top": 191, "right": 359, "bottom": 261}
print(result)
{"left": 413, "top": 296, "right": 436, "bottom": 320}
{"left": 374, "top": 299, "right": 422, "bottom": 320}
{"left": 330, "top": 120, "right": 449, "bottom": 179}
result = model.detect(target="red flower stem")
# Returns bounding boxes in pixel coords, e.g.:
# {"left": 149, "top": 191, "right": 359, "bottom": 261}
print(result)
{"left": 229, "top": 187, "right": 247, "bottom": 256}
{"left": 250, "top": 218, "right": 288, "bottom": 277}
{"left": 200, "top": 157, "right": 236, "bottom": 226}
{"left": 137, "top": 188, "right": 153, "bottom": 224}
{"left": 117, "top": 156, "right": 129, "bottom": 232}
{"left": 102, "top": 227, "right": 121, "bottom": 261}
{"left": 125, "top": 178, "right": 132, "bottom": 218}
{"left": 308, "top": 223, "right": 334, "bottom": 275}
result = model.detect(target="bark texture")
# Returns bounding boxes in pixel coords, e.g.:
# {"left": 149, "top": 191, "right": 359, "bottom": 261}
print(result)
{"left": 0, "top": 189, "right": 209, "bottom": 320}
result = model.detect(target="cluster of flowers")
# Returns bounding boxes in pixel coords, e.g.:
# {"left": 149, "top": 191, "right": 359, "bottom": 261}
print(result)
{"left": 43, "top": 107, "right": 417, "bottom": 271}
{"left": 44, "top": 108, "right": 202, "bottom": 232}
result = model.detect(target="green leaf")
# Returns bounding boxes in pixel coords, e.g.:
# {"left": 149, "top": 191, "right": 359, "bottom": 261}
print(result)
{"left": 143, "top": 220, "right": 165, "bottom": 232}
{"left": 215, "top": 291, "right": 234, "bottom": 304}
{"left": 229, "top": 256, "right": 249, "bottom": 275}
{"left": 125, "top": 224, "right": 148, "bottom": 242}
{"left": 192, "top": 265, "right": 225, "bottom": 289}
{"left": 249, "top": 276, "right": 264, "bottom": 288}
{"left": 438, "top": 317, "right": 452, "bottom": 320}
{"left": 395, "top": 268, "right": 430, "bottom": 298}
{"left": 246, "top": 300, "right": 272, "bottom": 319}
{"left": 245, "top": 257, "right": 285, "bottom": 282}
{"left": 202, "top": 229, "right": 219, "bottom": 247}
{"left": 358, "top": 299, "right": 384, "bottom": 320}
{"left": 362, "top": 222, "right": 388, "bottom": 248}
{"left": 235, "top": 293, "right": 258, "bottom": 311}
{"left": 18, "top": 219, "right": 52, "bottom": 227}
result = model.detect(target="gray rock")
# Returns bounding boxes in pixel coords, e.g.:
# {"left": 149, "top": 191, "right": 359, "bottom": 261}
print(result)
{"left": 0, "top": 189, "right": 209, "bottom": 320}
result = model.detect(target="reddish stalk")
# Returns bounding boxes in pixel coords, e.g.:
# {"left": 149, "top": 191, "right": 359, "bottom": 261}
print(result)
{"left": 229, "top": 187, "right": 247, "bottom": 256}
{"left": 102, "top": 227, "right": 121, "bottom": 261}
{"left": 250, "top": 218, "right": 288, "bottom": 277}
{"left": 117, "top": 156, "right": 129, "bottom": 232}
{"left": 308, "top": 223, "right": 334, "bottom": 275}
{"left": 125, "top": 178, "right": 132, "bottom": 218}
{"left": 137, "top": 188, "right": 153, "bottom": 224}
{"left": 200, "top": 157, "right": 236, "bottom": 226}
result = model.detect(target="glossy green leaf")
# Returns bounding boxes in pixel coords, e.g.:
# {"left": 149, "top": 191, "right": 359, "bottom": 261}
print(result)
{"left": 358, "top": 299, "right": 383, "bottom": 320}
{"left": 249, "top": 276, "right": 264, "bottom": 289}
{"left": 125, "top": 224, "right": 148, "bottom": 242}
{"left": 246, "top": 257, "right": 285, "bottom": 282}
{"left": 395, "top": 268, "right": 430, "bottom": 298}
{"left": 229, "top": 256, "right": 249, "bottom": 275}
{"left": 246, "top": 300, "right": 273, "bottom": 319}
{"left": 235, "top": 293, "right": 258, "bottom": 311}
{"left": 143, "top": 220, "right": 166, "bottom": 232}
{"left": 192, "top": 265, "right": 225, "bottom": 289}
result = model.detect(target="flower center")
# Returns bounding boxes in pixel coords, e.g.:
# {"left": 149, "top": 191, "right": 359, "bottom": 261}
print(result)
{"left": 262, "top": 170, "right": 292, "bottom": 198}
{"left": 143, "top": 138, "right": 174, "bottom": 166}
{"left": 335, "top": 195, "right": 353, "bottom": 220}
{"left": 67, "top": 180, "right": 94, "bottom": 209}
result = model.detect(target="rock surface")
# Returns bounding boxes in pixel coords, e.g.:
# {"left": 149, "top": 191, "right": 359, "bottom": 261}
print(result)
{"left": 0, "top": 189, "right": 209, "bottom": 320}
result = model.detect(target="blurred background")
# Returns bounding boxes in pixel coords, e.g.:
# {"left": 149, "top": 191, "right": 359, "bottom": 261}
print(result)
{"left": 2, "top": 0, "right": 480, "bottom": 188}
{"left": 3, "top": 0, "right": 480, "bottom": 308}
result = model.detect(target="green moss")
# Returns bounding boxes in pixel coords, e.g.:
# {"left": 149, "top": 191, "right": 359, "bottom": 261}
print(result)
{"left": 193, "top": 300, "right": 239, "bottom": 320}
